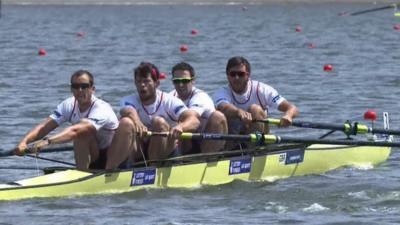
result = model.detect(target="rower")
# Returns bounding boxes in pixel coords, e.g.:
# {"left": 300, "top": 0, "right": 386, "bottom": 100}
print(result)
{"left": 213, "top": 56, "right": 299, "bottom": 142}
{"left": 105, "top": 62, "right": 200, "bottom": 169}
{"left": 170, "top": 62, "right": 228, "bottom": 153}
{"left": 15, "top": 70, "right": 119, "bottom": 170}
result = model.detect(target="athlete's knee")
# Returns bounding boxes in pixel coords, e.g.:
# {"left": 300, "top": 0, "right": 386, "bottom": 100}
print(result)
{"left": 210, "top": 110, "right": 227, "bottom": 125}
{"left": 248, "top": 104, "right": 265, "bottom": 118}
{"left": 120, "top": 117, "right": 135, "bottom": 127}
{"left": 114, "top": 117, "right": 133, "bottom": 133}
{"left": 248, "top": 104, "right": 263, "bottom": 113}
{"left": 151, "top": 116, "right": 169, "bottom": 131}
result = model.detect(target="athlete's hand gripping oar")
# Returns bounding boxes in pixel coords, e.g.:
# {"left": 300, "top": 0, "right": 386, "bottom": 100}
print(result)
{"left": 146, "top": 132, "right": 400, "bottom": 147}
{"left": 256, "top": 118, "right": 400, "bottom": 136}
{"left": 350, "top": 3, "right": 399, "bottom": 16}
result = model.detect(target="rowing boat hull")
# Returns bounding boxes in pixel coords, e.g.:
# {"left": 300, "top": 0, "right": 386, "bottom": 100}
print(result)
{"left": 0, "top": 144, "right": 391, "bottom": 201}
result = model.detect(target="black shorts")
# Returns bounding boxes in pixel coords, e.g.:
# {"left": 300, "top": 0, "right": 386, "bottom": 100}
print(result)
{"left": 89, "top": 149, "right": 107, "bottom": 170}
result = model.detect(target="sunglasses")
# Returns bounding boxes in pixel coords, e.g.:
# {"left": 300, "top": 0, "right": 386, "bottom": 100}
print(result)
{"left": 228, "top": 71, "right": 248, "bottom": 78}
{"left": 172, "top": 78, "right": 193, "bottom": 84}
{"left": 71, "top": 83, "right": 91, "bottom": 90}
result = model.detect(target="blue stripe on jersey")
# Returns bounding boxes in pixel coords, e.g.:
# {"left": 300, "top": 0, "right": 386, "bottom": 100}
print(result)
{"left": 215, "top": 98, "right": 228, "bottom": 104}
{"left": 174, "top": 105, "right": 185, "bottom": 114}
{"left": 272, "top": 95, "right": 281, "bottom": 103}
{"left": 124, "top": 102, "right": 136, "bottom": 108}
{"left": 88, "top": 118, "right": 101, "bottom": 124}
{"left": 53, "top": 111, "right": 62, "bottom": 118}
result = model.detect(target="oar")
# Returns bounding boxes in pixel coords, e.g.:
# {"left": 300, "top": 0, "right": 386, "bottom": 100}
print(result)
{"left": 257, "top": 118, "right": 400, "bottom": 136}
{"left": 0, "top": 145, "right": 73, "bottom": 157}
{"left": 350, "top": 3, "right": 398, "bottom": 16}
{"left": 146, "top": 132, "right": 400, "bottom": 147}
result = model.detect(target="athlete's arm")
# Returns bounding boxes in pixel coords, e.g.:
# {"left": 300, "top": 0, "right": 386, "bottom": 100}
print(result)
{"left": 277, "top": 100, "right": 299, "bottom": 127}
{"left": 170, "top": 110, "right": 200, "bottom": 139}
{"left": 120, "top": 107, "right": 147, "bottom": 137}
{"left": 16, "top": 118, "right": 58, "bottom": 155}
{"left": 45, "top": 119, "right": 96, "bottom": 144}
{"left": 217, "top": 102, "right": 252, "bottom": 123}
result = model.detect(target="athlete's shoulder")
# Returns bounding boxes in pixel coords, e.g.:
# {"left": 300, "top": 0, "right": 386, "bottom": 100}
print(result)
{"left": 120, "top": 94, "right": 139, "bottom": 108}
{"left": 163, "top": 91, "right": 182, "bottom": 102}
{"left": 254, "top": 80, "right": 274, "bottom": 89}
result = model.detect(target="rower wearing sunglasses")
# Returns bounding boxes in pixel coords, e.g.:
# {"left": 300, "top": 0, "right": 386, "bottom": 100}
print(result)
{"left": 213, "top": 56, "right": 298, "bottom": 137}
{"left": 169, "top": 62, "right": 228, "bottom": 154}
{"left": 15, "top": 70, "right": 119, "bottom": 170}
{"left": 105, "top": 62, "right": 200, "bottom": 170}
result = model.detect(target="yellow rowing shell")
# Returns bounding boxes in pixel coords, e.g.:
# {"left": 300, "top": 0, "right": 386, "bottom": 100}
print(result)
{"left": 0, "top": 144, "right": 391, "bottom": 201}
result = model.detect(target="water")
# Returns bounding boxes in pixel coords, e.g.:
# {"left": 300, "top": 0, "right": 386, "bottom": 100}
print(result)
{"left": 0, "top": 3, "right": 400, "bottom": 224}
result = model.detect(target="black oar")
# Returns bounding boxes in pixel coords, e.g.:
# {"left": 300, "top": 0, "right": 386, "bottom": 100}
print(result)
{"left": 146, "top": 132, "right": 400, "bottom": 147}
{"left": 350, "top": 3, "right": 398, "bottom": 16}
{"left": 257, "top": 118, "right": 400, "bottom": 136}
{"left": 0, "top": 145, "right": 73, "bottom": 157}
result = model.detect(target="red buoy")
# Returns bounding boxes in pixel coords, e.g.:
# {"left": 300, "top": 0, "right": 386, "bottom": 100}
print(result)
{"left": 76, "top": 32, "right": 85, "bottom": 37}
{"left": 364, "top": 110, "right": 377, "bottom": 121}
{"left": 295, "top": 26, "right": 302, "bottom": 32}
{"left": 393, "top": 24, "right": 400, "bottom": 31}
{"left": 159, "top": 72, "right": 167, "bottom": 80}
{"left": 308, "top": 43, "right": 316, "bottom": 48}
{"left": 323, "top": 64, "right": 333, "bottom": 72}
{"left": 38, "top": 48, "right": 47, "bottom": 56}
{"left": 180, "top": 45, "right": 188, "bottom": 53}
{"left": 191, "top": 29, "right": 198, "bottom": 35}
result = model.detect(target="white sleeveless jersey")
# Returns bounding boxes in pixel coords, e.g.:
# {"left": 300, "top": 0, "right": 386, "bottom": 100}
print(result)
{"left": 213, "top": 80, "right": 285, "bottom": 112}
{"left": 49, "top": 95, "right": 119, "bottom": 149}
{"left": 120, "top": 89, "right": 188, "bottom": 128}
{"left": 170, "top": 87, "right": 215, "bottom": 132}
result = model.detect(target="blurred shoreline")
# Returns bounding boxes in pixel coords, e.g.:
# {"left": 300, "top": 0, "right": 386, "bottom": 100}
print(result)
{"left": 1, "top": 0, "right": 394, "bottom": 5}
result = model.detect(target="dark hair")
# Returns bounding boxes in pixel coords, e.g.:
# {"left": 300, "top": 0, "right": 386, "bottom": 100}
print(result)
{"left": 226, "top": 56, "right": 251, "bottom": 75}
{"left": 134, "top": 62, "right": 160, "bottom": 81}
{"left": 70, "top": 70, "right": 94, "bottom": 86}
{"left": 171, "top": 62, "right": 195, "bottom": 78}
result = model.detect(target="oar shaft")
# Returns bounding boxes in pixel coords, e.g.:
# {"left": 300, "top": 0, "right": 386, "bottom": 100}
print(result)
{"left": 0, "top": 145, "right": 73, "bottom": 157}
{"left": 350, "top": 4, "right": 396, "bottom": 16}
{"left": 262, "top": 118, "right": 400, "bottom": 136}
{"left": 148, "top": 132, "right": 400, "bottom": 148}
{"left": 269, "top": 135, "right": 400, "bottom": 147}
{"left": 147, "top": 131, "right": 255, "bottom": 142}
